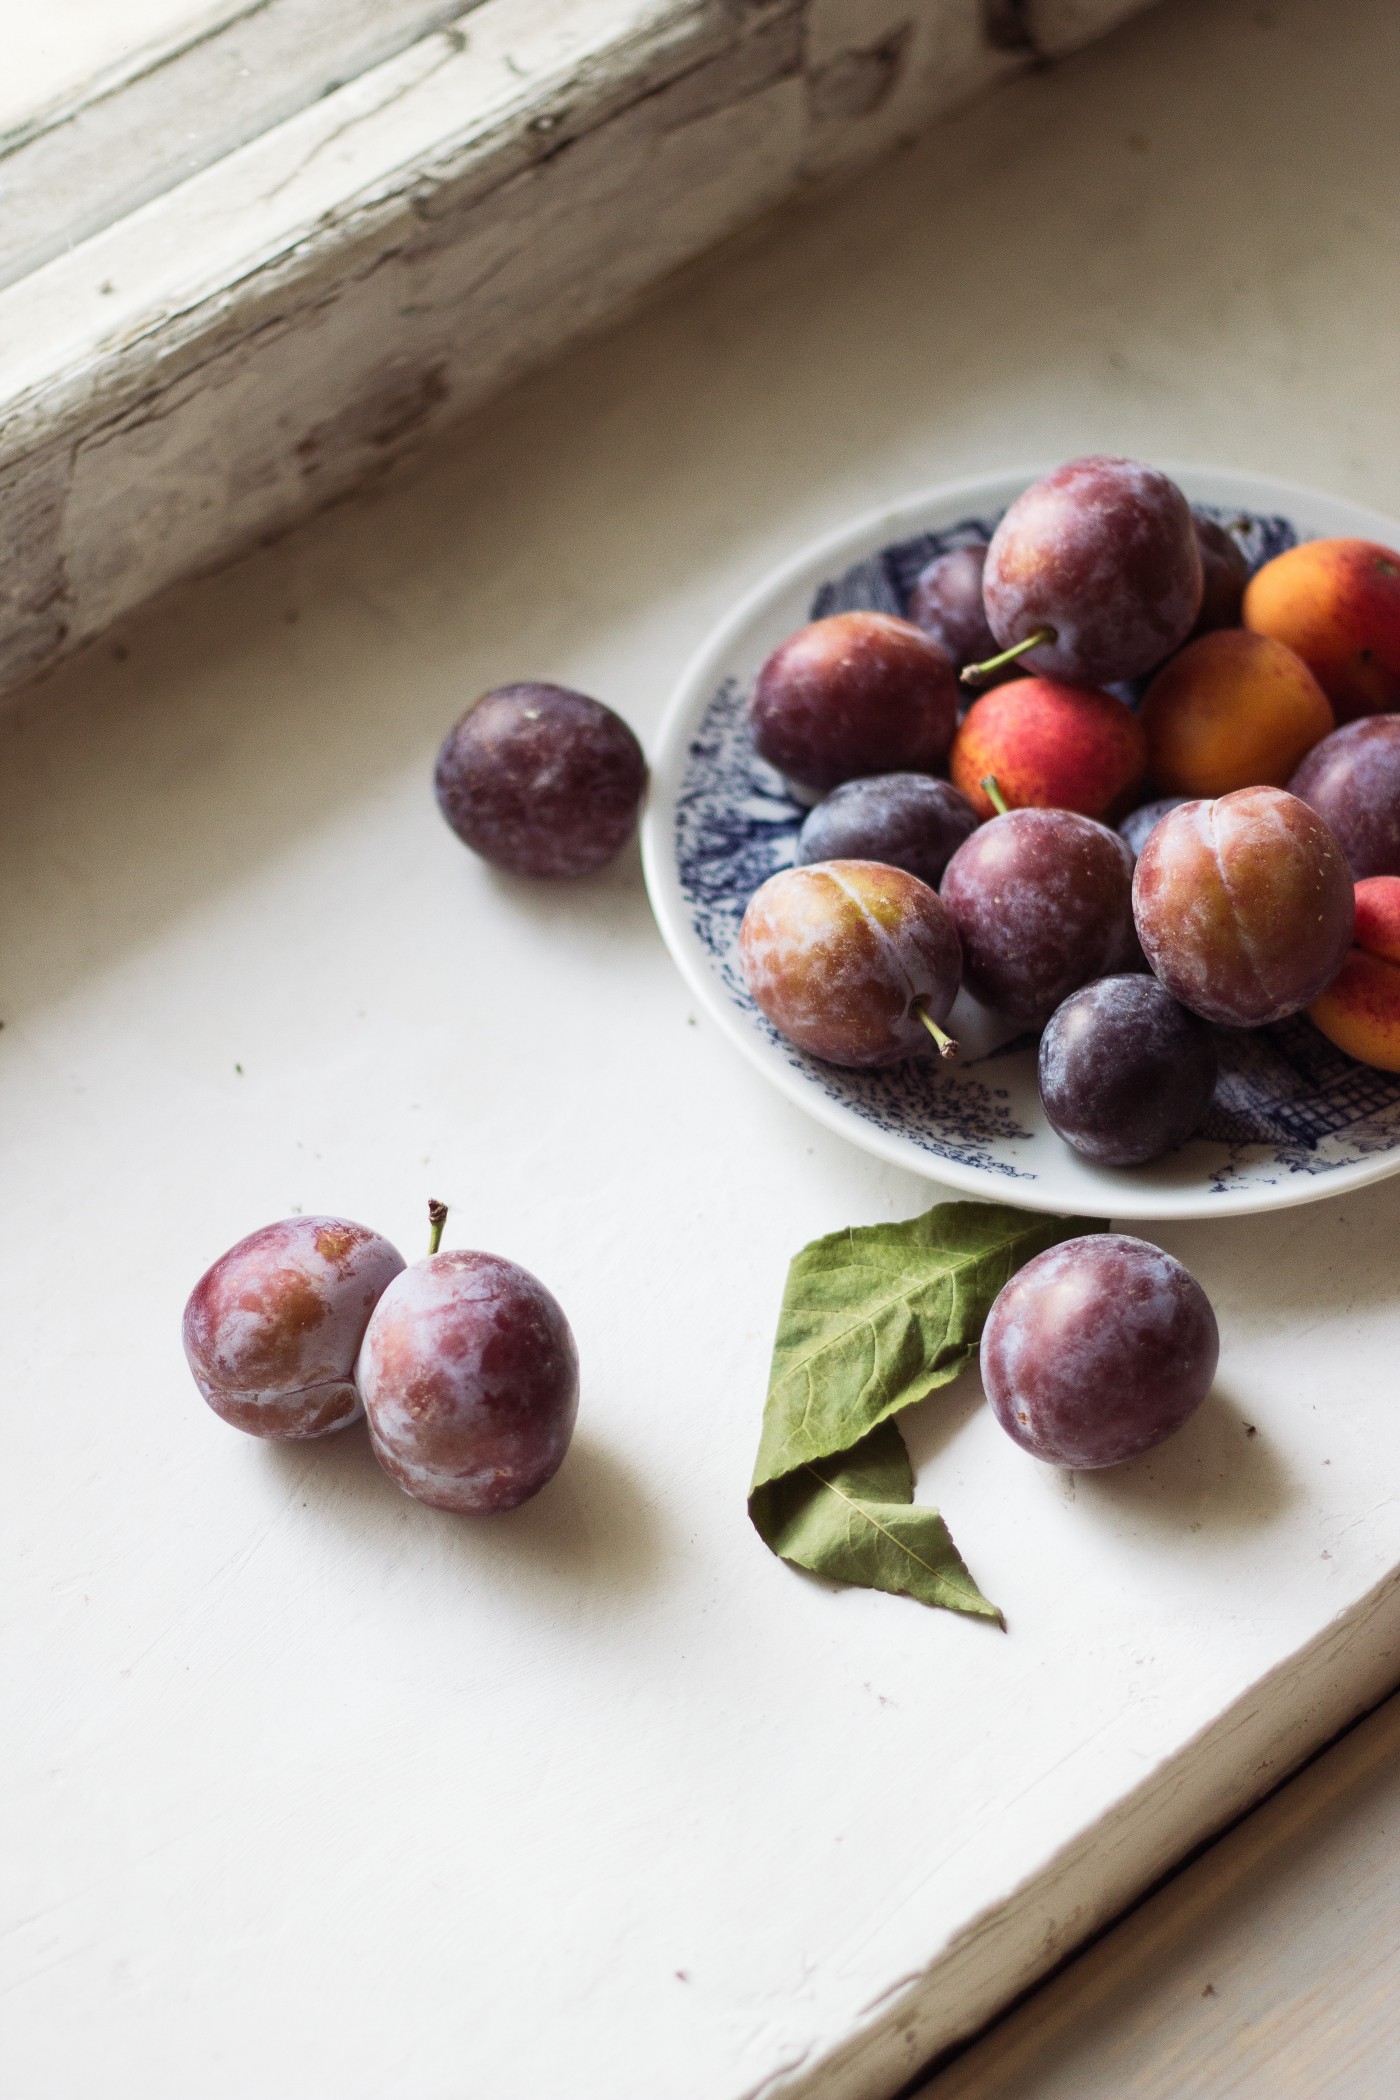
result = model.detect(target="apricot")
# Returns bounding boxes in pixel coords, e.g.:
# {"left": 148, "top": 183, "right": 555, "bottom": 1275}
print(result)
{"left": 1140, "top": 629, "right": 1333, "bottom": 798}
{"left": 1133, "top": 787, "right": 1354, "bottom": 1027}
{"left": 1243, "top": 537, "right": 1400, "bottom": 722}
{"left": 950, "top": 675, "right": 1145, "bottom": 822}
{"left": 1308, "top": 876, "right": 1400, "bottom": 1071}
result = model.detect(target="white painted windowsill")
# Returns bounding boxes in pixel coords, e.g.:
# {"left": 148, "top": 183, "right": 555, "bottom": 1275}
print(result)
{"left": 0, "top": 0, "right": 1155, "bottom": 698}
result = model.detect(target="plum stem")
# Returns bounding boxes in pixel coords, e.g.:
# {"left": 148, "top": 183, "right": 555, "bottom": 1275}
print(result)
{"left": 981, "top": 775, "right": 1011, "bottom": 817}
{"left": 915, "top": 1004, "right": 959, "bottom": 1061}
{"left": 960, "top": 625, "right": 1055, "bottom": 688}
{"left": 427, "top": 1199, "right": 448, "bottom": 1255}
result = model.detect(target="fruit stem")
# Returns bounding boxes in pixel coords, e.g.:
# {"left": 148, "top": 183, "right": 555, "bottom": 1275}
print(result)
{"left": 427, "top": 1199, "right": 448, "bottom": 1255}
{"left": 980, "top": 775, "right": 1010, "bottom": 817}
{"left": 960, "top": 625, "right": 1055, "bottom": 688}
{"left": 916, "top": 1004, "right": 959, "bottom": 1061}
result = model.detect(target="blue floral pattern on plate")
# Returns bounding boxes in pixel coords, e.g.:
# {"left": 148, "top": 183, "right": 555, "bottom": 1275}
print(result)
{"left": 673, "top": 506, "right": 1400, "bottom": 1193}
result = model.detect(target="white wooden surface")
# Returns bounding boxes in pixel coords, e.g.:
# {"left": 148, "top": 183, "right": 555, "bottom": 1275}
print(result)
{"left": 4, "top": 0, "right": 1400, "bottom": 2094}
{"left": 918, "top": 1689, "right": 1400, "bottom": 2098}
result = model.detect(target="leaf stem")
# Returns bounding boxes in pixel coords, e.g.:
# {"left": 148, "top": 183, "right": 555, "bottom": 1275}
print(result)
{"left": 427, "top": 1198, "right": 448, "bottom": 1255}
{"left": 915, "top": 1004, "right": 959, "bottom": 1060}
{"left": 960, "top": 625, "right": 1055, "bottom": 688}
{"left": 980, "top": 774, "right": 1010, "bottom": 817}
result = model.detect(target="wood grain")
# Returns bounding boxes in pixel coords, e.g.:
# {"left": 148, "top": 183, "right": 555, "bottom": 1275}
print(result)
{"left": 918, "top": 1691, "right": 1400, "bottom": 2098}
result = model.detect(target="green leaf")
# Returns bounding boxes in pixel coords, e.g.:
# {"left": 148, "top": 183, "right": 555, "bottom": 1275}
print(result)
{"left": 750, "top": 1421, "right": 1000, "bottom": 1622}
{"left": 749, "top": 1201, "right": 1099, "bottom": 1618}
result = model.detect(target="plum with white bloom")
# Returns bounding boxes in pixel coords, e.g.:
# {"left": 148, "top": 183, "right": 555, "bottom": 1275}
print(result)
{"left": 357, "top": 1218, "right": 579, "bottom": 1513}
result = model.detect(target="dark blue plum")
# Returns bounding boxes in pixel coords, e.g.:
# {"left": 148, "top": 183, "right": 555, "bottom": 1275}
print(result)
{"left": 1038, "top": 974, "right": 1217, "bottom": 1166}
{"left": 796, "top": 773, "right": 978, "bottom": 888}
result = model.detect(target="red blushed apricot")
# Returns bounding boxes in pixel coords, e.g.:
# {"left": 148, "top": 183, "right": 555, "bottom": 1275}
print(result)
{"left": 950, "top": 676, "right": 1145, "bottom": 822}
{"left": 1353, "top": 875, "right": 1400, "bottom": 963}
{"left": 1309, "top": 875, "right": 1400, "bottom": 1072}
{"left": 1244, "top": 538, "right": 1400, "bottom": 722}
{"left": 1140, "top": 629, "right": 1333, "bottom": 797}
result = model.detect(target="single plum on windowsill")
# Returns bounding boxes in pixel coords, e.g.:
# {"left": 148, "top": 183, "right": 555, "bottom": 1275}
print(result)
{"left": 981, "top": 1234, "right": 1219, "bottom": 1471}
{"left": 435, "top": 682, "right": 646, "bottom": 878}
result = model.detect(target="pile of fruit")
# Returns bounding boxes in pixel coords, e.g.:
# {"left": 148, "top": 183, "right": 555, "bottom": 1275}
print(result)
{"left": 180, "top": 455, "right": 1400, "bottom": 1528}
{"left": 737, "top": 455, "right": 1400, "bottom": 1167}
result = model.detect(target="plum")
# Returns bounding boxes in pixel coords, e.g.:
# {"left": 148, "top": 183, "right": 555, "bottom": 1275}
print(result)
{"left": 981, "top": 1233, "right": 1219, "bottom": 1469}
{"left": 1038, "top": 975, "right": 1218, "bottom": 1166}
{"left": 1289, "top": 714, "right": 1400, "bottom": 878}
{"left": 435, "top": 682, "right": 646, "bottom": 878}
{"left": 950, "top": 675, "right": 1145, "bottom": 821}
{"left": 1244, "top": 537, "right": 1400, "bottom": 721}
{"left": 973, "top": 457, "right": 1203, "bottom": 687}
{"left": 1190, "top": 512, "right": 1250, "bottom": 636}
{"left": 739, "top": 860, "right": 962, "bottom": 1066}
{"left": 1133, "top": 787, "right": 1354, "bottom": 1026}
{"left": 358, "top": 1224, "right": 579, "bottom": 1514}
{"left": 796, "top": 773, "right": 977, "bottom": 887}
{"left": 183, "top": 1217, "right": 405, "bottom": 1440}
{"left": 1140, "top": 629, "right": 1333, "bottom": 798}
{"left": 940, "top": 809, "right": 1138, "bottom": 1028}
{"left": 906, "top": 545, "right": 999, "bottom": 669}
{"left": 748, "top": 613, "right": 957, "bottom": 798}
{"left": 1118, "top": 795, "right": 1189, "bottom": 857}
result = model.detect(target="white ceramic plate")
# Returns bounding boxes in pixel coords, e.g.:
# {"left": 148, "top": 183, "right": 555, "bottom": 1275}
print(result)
{"left": 642, "top": 466, "right": 1400, "bottom": 1220}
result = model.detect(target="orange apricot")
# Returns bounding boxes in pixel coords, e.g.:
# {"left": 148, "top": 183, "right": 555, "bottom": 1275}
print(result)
{"left": 1308, "top": 875, "right": 1400, "bottom": 1070}
{"left": 949, "top": 675, "right": 1145, "bottom": 822}
{"left": 1243, "top": 537, "right": 1400, "bottom": 722}
{"left": 1140, "top": 629, "right": 1333, "bottom": 798}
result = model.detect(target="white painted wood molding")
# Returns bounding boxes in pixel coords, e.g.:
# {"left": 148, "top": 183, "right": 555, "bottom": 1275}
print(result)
{"left": 0, "top": 0, "right": 1158, "bottom": 695}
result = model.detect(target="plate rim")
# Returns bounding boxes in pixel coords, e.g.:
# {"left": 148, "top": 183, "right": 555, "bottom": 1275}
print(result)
{"left": 641, "top": 464, "right": 1400, "bottom": 1220}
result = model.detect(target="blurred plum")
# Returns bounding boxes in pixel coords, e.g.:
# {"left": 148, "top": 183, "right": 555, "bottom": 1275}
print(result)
{"left": 907, "top": 546, "right": 1000, "bottom": 669}
{"left": 1289, "top": 714, "right": 1400, "bottom": 878}
{"left": 1190, "top": 513, "right": 1250, "bottom": 636}
{"left": 981, "top": 1234, "right": 1218, "bottom": 1470}
{"left": 1118, "top": 795, "right": 1189, "bottom": 857}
